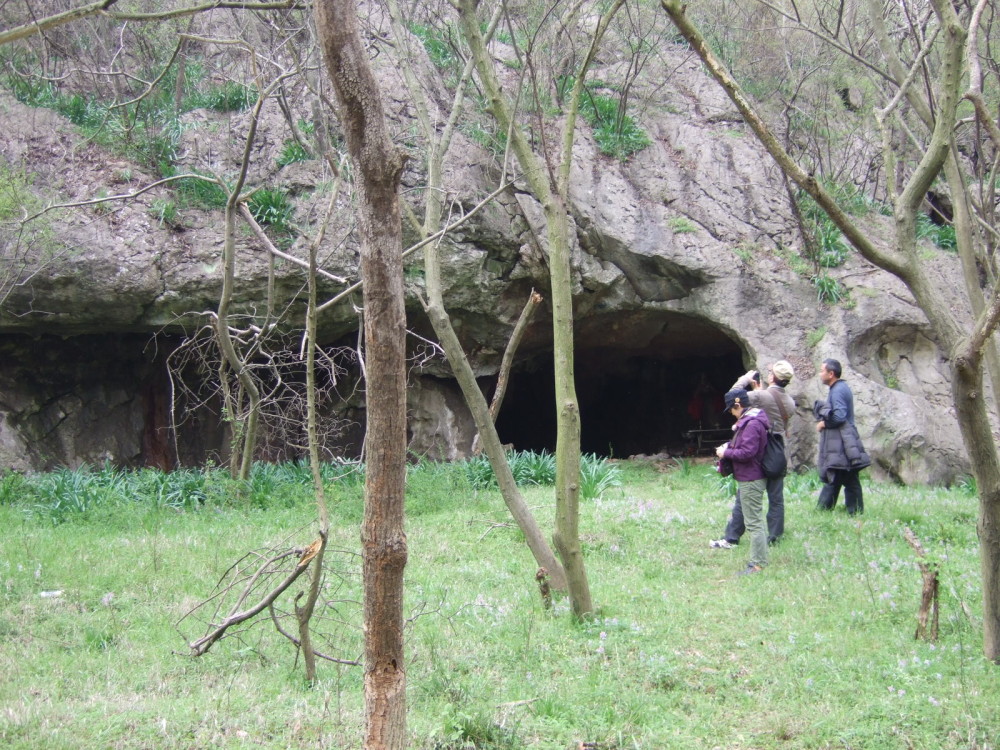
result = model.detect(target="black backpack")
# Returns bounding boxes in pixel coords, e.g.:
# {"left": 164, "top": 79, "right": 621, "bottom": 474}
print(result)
{"left": 762, "top": 431, "right": 787, "bottom": 479}
{"left": 761, "top": 390, "right": 791, "bottom": 479}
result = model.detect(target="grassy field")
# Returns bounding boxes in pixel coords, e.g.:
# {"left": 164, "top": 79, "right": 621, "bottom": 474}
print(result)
{"left": 0, "top": 458, "right": 995, "bottom": 749}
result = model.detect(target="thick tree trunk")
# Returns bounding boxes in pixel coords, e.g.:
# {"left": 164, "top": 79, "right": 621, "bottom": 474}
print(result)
{"left": 952, "top": 355, "right": 1000, "bottom": 662}
{"left": 315, "top": 0, "right": 409, "bottom": 745}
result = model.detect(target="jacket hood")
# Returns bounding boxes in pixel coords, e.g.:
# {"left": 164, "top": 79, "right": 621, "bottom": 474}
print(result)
{"left": 741, "top": 407, "right": 771, "bottom": 430}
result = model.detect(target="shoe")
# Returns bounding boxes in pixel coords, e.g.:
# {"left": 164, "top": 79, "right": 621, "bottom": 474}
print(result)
{"left": 709, "top": 539, "right": 735, "bottom": 549}
{"left": 768, "top": 536, "right": 779, "bottom": 546}
{"left": 737, "top": 564, "right": 763, "bottom": 576}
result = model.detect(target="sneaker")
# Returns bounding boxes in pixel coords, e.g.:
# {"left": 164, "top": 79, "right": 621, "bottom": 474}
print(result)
{"left": 709, "top": 539, "right": 735, "bottom": 549}
{"left": 737, "top": 564, "right": 763, "bottom": 576}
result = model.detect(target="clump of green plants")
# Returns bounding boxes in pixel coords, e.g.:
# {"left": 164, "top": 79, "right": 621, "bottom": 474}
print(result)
{"left": 0, "top": 165, "right": 41, "bottom": 220}
{"left": 463, "top": 450, "right": 558, "bottom": 489}
{"left": 276, "top": 139, "right": 311, "bottom": 167}
{"left": 796, "top": 179, "right": 885, "bottom": 269}
{"left": 579, "top": 453, "right": 622, "bottom": 500}
{"left": 462, "top": 450, "right": 619, "bottom": 499}
{"left": 806, "top": 325, "right": 828, "bottom": 348}
{"left": 129, "top": 467, "right": 207, "bottom": 510}
{"left": 408, "top": 22, "right": 458, "bottom": 73}
{"left": 668, "top": 216, "right": 697, "bottom": 234}
{"left": 433, "top": 709, "right": 524, "bottom": 749}
{"left": 187, "top": 80, "right": 258, "bottom": 113}
{"left": 247, "top": 187, "right": 295, "bottom": 234}
{"left": 27, "top": 466, "right": 116, "bottom": 524}
{"left": 149, "top": 198, "right": 179, "bottom": 227}
{"left": 461, "top": 120, "right": 505, "bottom": 158}
{"left": 916, "top": 213, "right": 957, "bottom": 251}
{"left": 578, "top": 86, "right": 651, "bottom": 160}
{"left": 169, "top": 170, "right": 229, "bottom": 210}
{"left": 0, "top": 470, "right": 29, "bottom": 505}
{"left": 812, "top": 273, "right": 846, "bottom": 304}
{"left": 733, "top": 241, "right": 755, "bottom": 262}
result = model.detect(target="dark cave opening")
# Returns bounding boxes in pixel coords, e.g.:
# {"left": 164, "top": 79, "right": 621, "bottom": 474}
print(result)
{"left": 493, "top": 314, "right": 744, "bottom": 458}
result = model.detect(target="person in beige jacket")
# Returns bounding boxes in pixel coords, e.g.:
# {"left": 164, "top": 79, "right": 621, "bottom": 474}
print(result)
{"left": 710, "top": 360, "right": 796, "bottom": 548}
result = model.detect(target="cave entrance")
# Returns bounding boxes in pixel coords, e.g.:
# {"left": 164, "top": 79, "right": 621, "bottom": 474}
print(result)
{"left": 493, "top": 312, "right": 744, "bottom": 457}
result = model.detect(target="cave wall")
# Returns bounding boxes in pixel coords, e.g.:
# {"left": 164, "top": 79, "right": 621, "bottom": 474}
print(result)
{"left": 0, "top": 33, "right": 981, "bottom": 484}
{"left": 0, "top": 333, "right": 184, "bottom": 471}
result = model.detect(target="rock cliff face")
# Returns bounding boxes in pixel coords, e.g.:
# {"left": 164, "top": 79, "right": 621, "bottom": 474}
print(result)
{"left": 0, "top": 32, "right": 974, "bottom": 485}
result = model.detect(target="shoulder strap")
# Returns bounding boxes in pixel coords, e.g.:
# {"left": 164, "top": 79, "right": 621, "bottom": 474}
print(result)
{"left": 768, "top": 389, "right": 788, "bottom": 427}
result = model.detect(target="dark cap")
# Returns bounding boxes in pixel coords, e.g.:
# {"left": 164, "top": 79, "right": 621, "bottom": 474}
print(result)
{"left": 723, "top": 387, "right": 749, "bottom": 413}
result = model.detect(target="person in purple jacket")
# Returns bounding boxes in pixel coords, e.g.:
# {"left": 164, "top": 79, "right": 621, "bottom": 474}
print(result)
{"left": 715, "top": 387, "right": 771, "bottom": 575}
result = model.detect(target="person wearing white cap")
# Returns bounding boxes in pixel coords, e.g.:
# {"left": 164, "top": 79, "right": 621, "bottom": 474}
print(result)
{"left": 710, "top": 360, "right": 796, "bottom": 549}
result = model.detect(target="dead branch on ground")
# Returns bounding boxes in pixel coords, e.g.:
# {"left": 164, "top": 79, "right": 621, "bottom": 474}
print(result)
{"left": 177, "top": 532, "right": 363, "bottom": 663}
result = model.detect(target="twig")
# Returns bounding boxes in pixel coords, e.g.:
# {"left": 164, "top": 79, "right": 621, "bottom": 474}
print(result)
{"left": 188, "top": 546, "right": 314, "bottom": 655}
{"left": 268, "top": 602, "right": 361, "bottom": 666}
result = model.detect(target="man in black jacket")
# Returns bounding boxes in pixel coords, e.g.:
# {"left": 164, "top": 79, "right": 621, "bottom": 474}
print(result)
{"left": 814, "top": 358, "right": 870, "bottom": 515}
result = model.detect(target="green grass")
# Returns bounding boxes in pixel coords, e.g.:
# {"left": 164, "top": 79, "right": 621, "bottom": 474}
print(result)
{"left": 247, "top": 187, "right": 295, "bottom": 234}
{"left": 0, "top": 461, "right": 995, "bottom": 748}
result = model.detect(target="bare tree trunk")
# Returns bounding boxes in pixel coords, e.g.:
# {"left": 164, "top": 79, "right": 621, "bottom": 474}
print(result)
{"left": 546, "top": 191, "right": 592, "bottom": 618}
{"left": 456, "top": 0, "right": 627, "bottom": 619}
{"left": 217, "top": 202, "right": 261, "bottom": 481}
{"left": 296, "top": 174, "right": 342, "bottom": 684}
{"left": 316, "top": 0, "right": 408, "bottom": 744}
{"left": 385, "top": 0, "right": 567, "bottom": 591}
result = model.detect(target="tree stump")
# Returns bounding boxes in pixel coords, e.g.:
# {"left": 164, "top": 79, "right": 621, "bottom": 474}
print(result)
{"left": 903, "top": 527, "right": 939, "bottom": 641}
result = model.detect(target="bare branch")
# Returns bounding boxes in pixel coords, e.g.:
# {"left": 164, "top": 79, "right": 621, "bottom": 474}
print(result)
{"left": 316, "top": 180, "right": 513, "bottom": 313}
{"left": 187, "top": 548, "right": 309, "bottom": 655}
{"left": 238, "top": 203, "right": 347, "bottom": 283}
{"left": 0, "top": 0, "right": 118, "bottom": 46}
{"left": 106, "top": 1, "right": 304, "bottom": 22}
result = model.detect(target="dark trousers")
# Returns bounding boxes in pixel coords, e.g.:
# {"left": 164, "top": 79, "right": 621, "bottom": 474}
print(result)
{"left": 724, "top": 476, "right": 785, "bottom": 543}
{"left": 817, "top": 468, "right": 864, "bottom": 514}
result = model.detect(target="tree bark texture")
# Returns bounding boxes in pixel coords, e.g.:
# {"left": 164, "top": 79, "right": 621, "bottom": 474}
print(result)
{"left": 315, "top": 0, "right": 409, "bottom": 744}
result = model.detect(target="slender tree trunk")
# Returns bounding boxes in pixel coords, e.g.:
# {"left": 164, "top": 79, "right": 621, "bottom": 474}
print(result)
{"left": 216, "top": 203, "right": 261, "bottom": 481}
{"left": 296, "top": 183, "right": 338, "bottom": 684}
{"left": 316, "top": 0, "right": 409, "bottom": 744}
{"left": 545, "top": 192, "right": 592, "bottom": 618}
{"left": 456, "top": 0, "right": 617, "bottom": 618}
{"left": 385, "top": 0, "right": 567, "bottom": 591}
{"left": 422, "top": 297, "right": 568, "bottom": 591}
